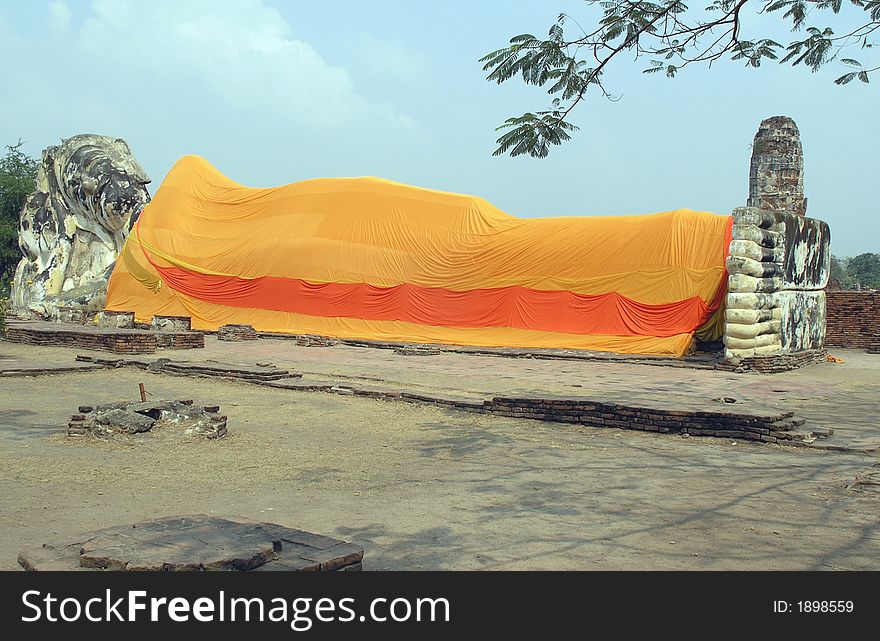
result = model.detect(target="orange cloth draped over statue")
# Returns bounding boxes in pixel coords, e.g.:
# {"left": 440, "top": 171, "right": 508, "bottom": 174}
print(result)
{"left": 106, "top": 156, "right": 732, "bottom": 356}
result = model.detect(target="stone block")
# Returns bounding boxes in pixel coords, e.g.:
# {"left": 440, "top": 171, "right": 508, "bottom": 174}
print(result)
{"left": 776, "top": 290, "right": 826, "bottom": 352}
{"left": 151, "top": 315, "right": 192, "bottom": 332}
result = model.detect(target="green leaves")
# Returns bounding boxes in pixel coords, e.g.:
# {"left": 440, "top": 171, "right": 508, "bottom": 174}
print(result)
{"left": 835, "top": 71, "right": 871, "bottom": 83}
{"left": 731, "top": 39, "right": 783, "bottom": 67}
{"left": 481, "top": 0, "right": 880, "bottom": 158}
{"left": 646, "top": 60, "right": 680, "bottom": 76}
{"left": 862, "top": 0, "right": 880, "bottom": 21}
{"left": 599, "top": 1, "right": 684, "bottom": 46}
{"left": 0, "top": 141, "right": 38, "bottom": 290}
{"left": 835, "top": 57, "right": 871, "bottom": 82}
{"left": 0, "top": 295, "right": 7, "bottom": 333}
{"left": 480, "top": 30, "right": 576, "bottom": 87}
{"left": 492, "top": 112, "right": 579, "bottom": 158}
{"left": 765, "top": 1, "right": 809, "bottom": 30}
{"left": 479, "top": 19, "right": 605, "bottom": 157}
{"left": 781, "top": 26, "right": 836, "bottom": 69}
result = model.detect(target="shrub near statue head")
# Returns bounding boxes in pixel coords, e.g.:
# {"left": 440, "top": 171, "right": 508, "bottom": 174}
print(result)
{"left": 11, "top": 134, "right": 150, "bottom": 318}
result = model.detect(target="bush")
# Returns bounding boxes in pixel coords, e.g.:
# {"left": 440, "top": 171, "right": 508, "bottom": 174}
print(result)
{"left": 0, "top": 295, "right": 8, "bottom": 335}
{"left": 0, "top": 141, "right": 38, "bottom": 293}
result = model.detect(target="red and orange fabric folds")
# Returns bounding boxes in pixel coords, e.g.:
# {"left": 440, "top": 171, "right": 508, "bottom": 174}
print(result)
{"left": 106, "top": 156, "right": 732, "bottom": 356}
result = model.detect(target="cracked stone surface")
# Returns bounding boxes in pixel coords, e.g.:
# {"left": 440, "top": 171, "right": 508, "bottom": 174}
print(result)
{"left": 19, "top": 515, "right": 363, "bottom": 571}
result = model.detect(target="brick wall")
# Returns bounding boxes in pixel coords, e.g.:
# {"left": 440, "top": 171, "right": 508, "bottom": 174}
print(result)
{"left": 825, "top": 291, "right": 880, "bottom": 349}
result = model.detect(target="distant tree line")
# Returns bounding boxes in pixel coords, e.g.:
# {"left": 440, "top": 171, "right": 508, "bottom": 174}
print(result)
{"left": 0, "top": 141, "right": 39, "bottom": 295}
{"left": 831, "top": 253, "right": 880, "bottom": 290}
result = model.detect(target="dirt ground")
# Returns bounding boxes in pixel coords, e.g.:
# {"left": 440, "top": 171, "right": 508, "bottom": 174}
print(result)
{"left": 1, "top": 341, "right": 879, "bottom": 570}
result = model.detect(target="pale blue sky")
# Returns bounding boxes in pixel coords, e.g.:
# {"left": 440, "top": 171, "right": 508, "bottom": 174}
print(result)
{"left": 1, "top": 0, "right": 877, "bottom": 255}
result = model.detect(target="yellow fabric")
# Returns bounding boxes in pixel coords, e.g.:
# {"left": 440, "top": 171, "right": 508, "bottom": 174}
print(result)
{"left": 120, "top": 232, "right": 163, "bottom": 293}
{"left": 694, "top": 297, "right": 726, "bottom": 342}
{"left": 130, "top": 156, "right": 728, "bottom": 300}
{"left": 106, "top": 155, "right": 730, "bottom": 356}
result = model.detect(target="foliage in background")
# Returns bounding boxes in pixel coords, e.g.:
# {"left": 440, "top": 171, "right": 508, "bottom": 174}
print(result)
{"left": 843, "top": 252, "right": 880, "bottom": 288}
{"left": 0, "top": 141, "right": 39, "bottom": 294}
{"left": 830, "top": 254, "right": 848, "bottom": 281}
{"left": 481, "top": 1, "right": 880, "bottom": 157}
{"left": 832, "top": 253, "right": 880, "bottom": 288}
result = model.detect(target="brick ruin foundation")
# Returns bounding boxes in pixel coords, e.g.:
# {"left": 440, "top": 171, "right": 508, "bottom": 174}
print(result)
{"left": 5, "top": 322, "right": 161, "bottom": 354}
{"left": 68, "top": 399, "right": 227, "bottom": 439}
{"left": 4, "top": 316, "right": 204, "bottom": 354}
{"left": 381, "top": 393, "right": 830, "bottom": 445}
{"left": 716, "top": 348, "right": 828, "bottom": 374}
{"left": 482, "top": 397, "right": 818, "bottom": 443}
{"left": 259, "top": 332, "right": 340, "bottom": 347}
{"left": 218, "top": 324, "right": 259, "bottom": 341}
{"left": 394, "top": 345, "right": 442, "bottom": 356}
{"left": 474, "top": 397, "right": 832, "bottom": 444}
{"left": 153, "top": 331, "right": 205, "bottom": 349}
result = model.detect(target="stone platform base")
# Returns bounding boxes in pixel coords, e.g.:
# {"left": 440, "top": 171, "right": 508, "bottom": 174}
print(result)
{"left": 218, "top": 324, "right": 259, "bottom": 341}
{"left": 394, "top": 345, "right": 441, "bottom": 356}
{"left": 718, "top": 349, "right": 828, "bottom": 374}
{"left": 3, "top": 320, "right": 203, "bottom": 354}
{"left": 19, "top": 515, "right": 363, "bottom": 571}
{"left": 5, "top": 322, "right": 157, "bottom": 354}
{"left": 260, "top": 332, "right": 339, "bottom": 347}
{"left": 155, "top": 332, "right": 205, "bottom": 349}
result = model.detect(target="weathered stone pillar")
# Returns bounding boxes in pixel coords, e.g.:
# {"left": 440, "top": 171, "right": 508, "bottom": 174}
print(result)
{"left": 747, "top": 116, "right": 806, "bottom": 216}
